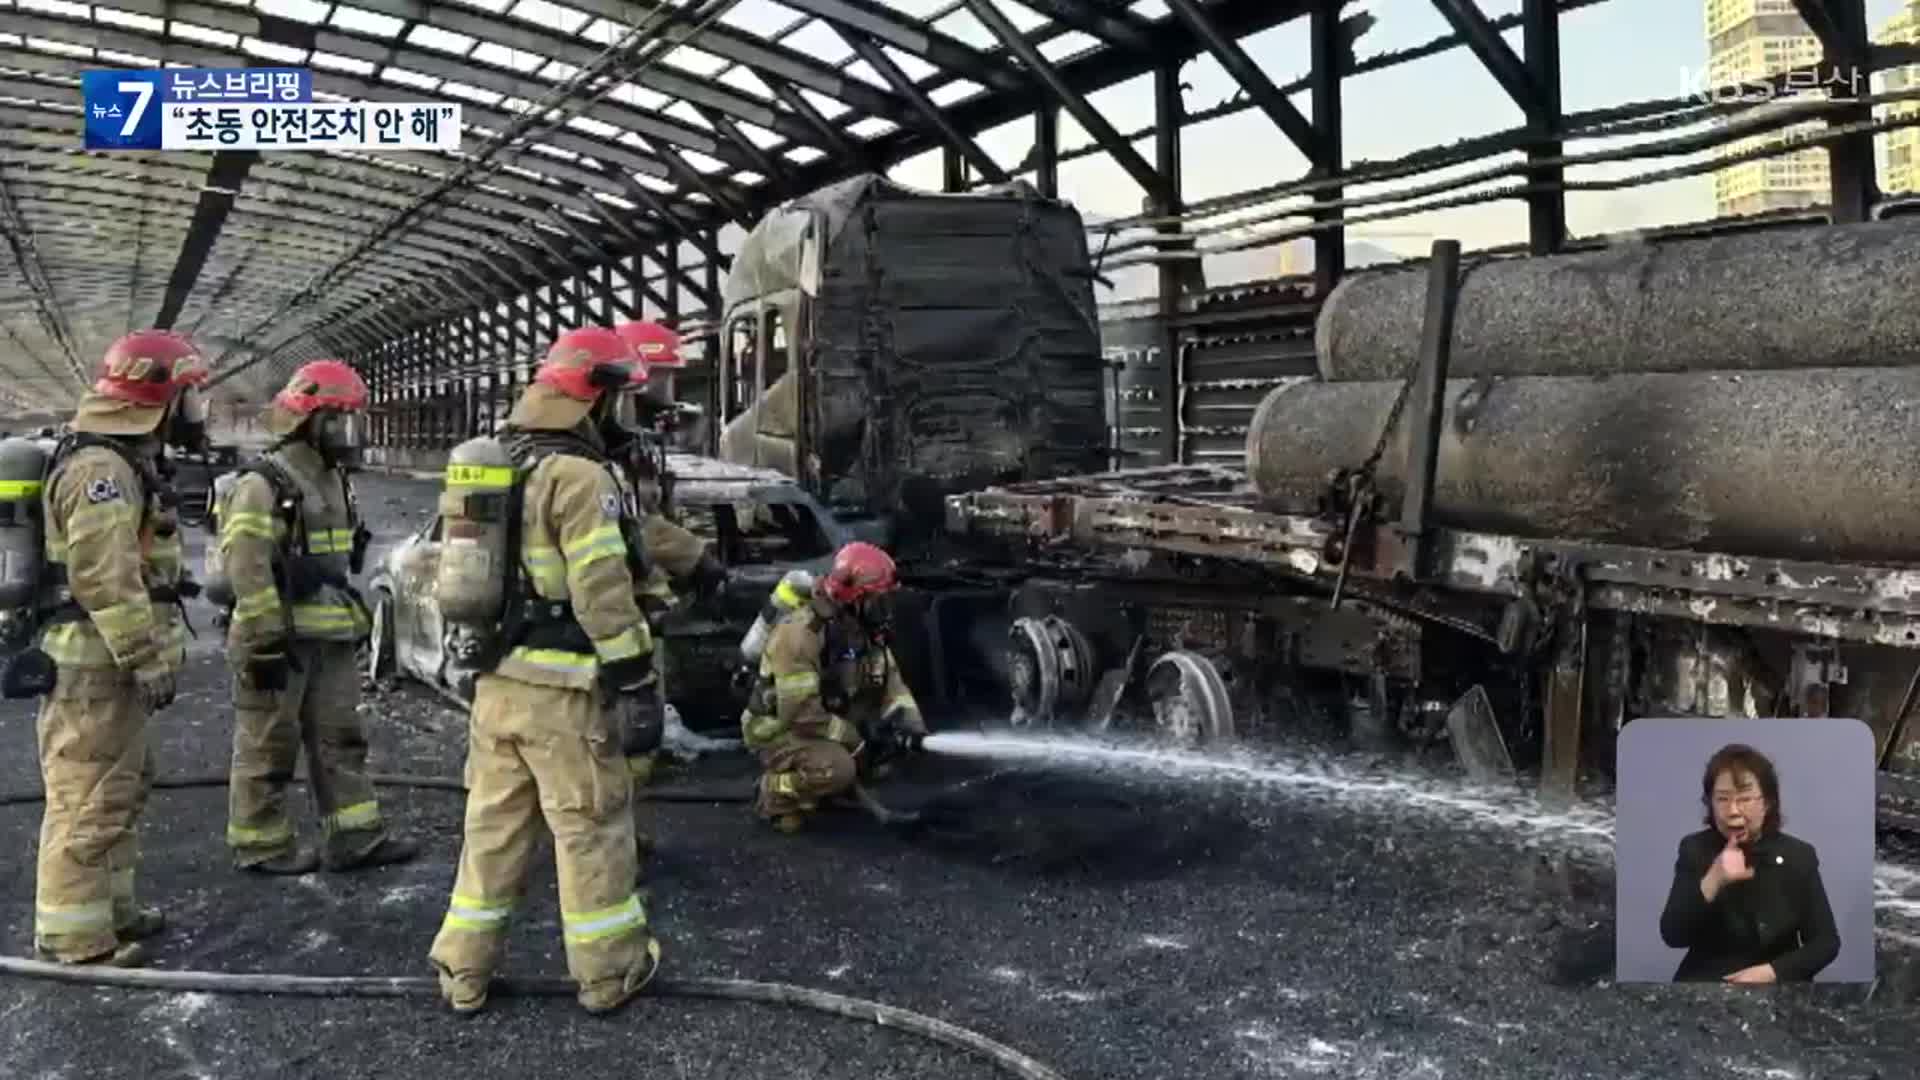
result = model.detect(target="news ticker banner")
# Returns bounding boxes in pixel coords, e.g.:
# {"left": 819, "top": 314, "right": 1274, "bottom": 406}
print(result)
{"left": 82, "top": 67, "right": 461, "bottom": 152}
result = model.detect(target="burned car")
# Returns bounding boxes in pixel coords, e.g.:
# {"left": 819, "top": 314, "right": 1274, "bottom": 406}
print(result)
{"left": 365, "top": 453, "right": 852, "bottom": 732}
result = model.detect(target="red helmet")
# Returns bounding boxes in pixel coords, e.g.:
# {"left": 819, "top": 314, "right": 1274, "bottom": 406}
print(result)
{"left": 614, "top": 320, "right": 684, "bottom": 370}
{"left": 820, "top": 542, "right": 899, "bottom": 606}
{"left": 95, "top": 330, "right": 208, "bottom": 407}
{"left": 274, "top": 359, "right": 368, "bottom": 416}
{"left": 535, "top": 327, "right": 647, "bottom": 401}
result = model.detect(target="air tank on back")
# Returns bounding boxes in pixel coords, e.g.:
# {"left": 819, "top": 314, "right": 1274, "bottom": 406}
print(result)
{"left": 0, "top": 436, "right": 47, "bottom": 611}
{"left": 434, "top": 436, "right": 516, "bottom": 622}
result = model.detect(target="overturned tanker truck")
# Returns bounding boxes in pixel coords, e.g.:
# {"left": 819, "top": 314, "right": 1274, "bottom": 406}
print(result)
{"left": 943, "top": 219, "right": 1920, "bottom": 822}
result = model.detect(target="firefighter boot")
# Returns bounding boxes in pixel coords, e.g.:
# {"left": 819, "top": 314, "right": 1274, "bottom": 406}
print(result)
{"left": 323, "top": 834, "right": 420, "bottom": 872}
{"left": 36, "top": 939, "right": 151, "bottom": 968}
{"left": 437, "top": 969, "right": 490, "bottom": 1017}
{"left": 239, "top": 847, "right": 321, "bottom": 876}
{"left": 116, "top": 906, "right": 166, "bottom": 944}
{"left": 579, "top": 938, "right": 663, "bottom": 1015}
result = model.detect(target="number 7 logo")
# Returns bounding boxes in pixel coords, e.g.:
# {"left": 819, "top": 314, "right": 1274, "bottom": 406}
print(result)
{"left": 117, "top": 79, "right": 152, "bottom": 138}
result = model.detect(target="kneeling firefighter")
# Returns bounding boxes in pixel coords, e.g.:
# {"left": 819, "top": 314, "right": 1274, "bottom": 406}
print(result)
{"left": 20, "top": 330, "right": 206, "bottom": 966}
{"left": 741, "top": 541, "right": 928, "bottom": 833}
{"left": 427, "top": 327, "right": 665, "bottom": 1016}
{"left": 211, "top": 360, "right": 417, "bottom": 875}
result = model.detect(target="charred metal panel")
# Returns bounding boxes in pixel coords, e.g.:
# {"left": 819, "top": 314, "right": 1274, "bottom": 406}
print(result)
{"left": 752, "top": 177, "right": 1105, "bottom": 523}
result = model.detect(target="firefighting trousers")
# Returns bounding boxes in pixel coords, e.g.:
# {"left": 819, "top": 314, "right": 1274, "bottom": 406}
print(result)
{"left": 33, "top": 680, "right": 155, "bottom": 962}
{"left": 754, "top": 735, "right": 858, "bottom": 821}
{"left": 428, "top": 675, "right": 659, "bottom": 1006}
{"left": 227, "top": 640, "right": 385, "bottom": 866}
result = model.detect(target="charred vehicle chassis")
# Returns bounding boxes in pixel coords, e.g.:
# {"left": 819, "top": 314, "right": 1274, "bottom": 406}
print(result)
{"left": 941, "top": 235, "right": 1920, "bottom": 830}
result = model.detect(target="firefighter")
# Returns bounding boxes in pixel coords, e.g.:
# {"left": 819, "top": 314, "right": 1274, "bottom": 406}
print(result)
{"left": 427, "top": 327, "right": 665, "bottom": 1016}
{"left": 740, "top": 541, "right": 928, "bottom": 832}
{"left": 611, "top": 320, "right": 726, "bottom": 799}
{"left": 30, "top": 330, "right": 206, "bottom": 966}
{"left": 219, "top": 360, "right": 418, "bottom": 875}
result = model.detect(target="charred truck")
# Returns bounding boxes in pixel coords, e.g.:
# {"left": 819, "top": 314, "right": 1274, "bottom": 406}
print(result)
{"left": 940, "top": 221, "right": 1920, "bottom": 820}
{"left": 707, "top": 174, "right": 1109, "bottom": 550}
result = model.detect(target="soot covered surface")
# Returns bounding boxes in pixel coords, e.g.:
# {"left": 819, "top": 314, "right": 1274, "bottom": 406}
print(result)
{"left": 1, "top": 472, "right": 1919, "bottom": 1080}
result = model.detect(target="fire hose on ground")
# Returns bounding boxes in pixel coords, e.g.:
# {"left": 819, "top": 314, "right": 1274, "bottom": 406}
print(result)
{"left": 0, "top": 770, "right": 1065, "bottom": 1080}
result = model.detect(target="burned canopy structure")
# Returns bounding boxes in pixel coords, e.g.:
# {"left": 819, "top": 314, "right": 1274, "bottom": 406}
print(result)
{"left": 0, "top": 0, "right": 1307, "bottom": 441}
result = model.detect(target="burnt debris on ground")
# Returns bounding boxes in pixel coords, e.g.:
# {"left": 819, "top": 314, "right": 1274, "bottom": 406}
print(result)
{"left": 2, "top": 472, "right": 1920, "bottom": 1080}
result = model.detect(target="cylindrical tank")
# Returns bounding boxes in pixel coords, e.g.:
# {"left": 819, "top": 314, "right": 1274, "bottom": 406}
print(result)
{"left": 739, "top": 568, "right": 816, "bottom": 667}
{"left": 201, "top": 470, "right": 244, "bottom": 609}
{"left": 1245, "top": 366, "right": 1920, "bottom": 564}
{"left": 1315, "top": 218, "right": 1920, "bottom": 382}
{"left": 434, "top": 436, "right": 516, "bottom": 622}
{"left": 0, "top": 437, "right": 48, "bottom": 609}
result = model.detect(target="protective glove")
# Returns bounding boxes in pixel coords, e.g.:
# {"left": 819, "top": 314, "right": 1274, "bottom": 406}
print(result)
{"left": 132, "top": 658, "right": 177, "bottom": 713}
{"left": 246, "top": 646, "right": 291, "bottom": 692}
{"left": 688, "top": 551, "right": 728, "bottom": 601}
{"left": 600, "top": 653, "right": 664, "bottom": 768}
{"left": 349, "top": 524, "right": 373, "bottom": 576}
{"left": 610, "top": 689, "right": 665, "bottom": 765}
{"left": 884, "top": 702, "right": 928, "bottom": 738}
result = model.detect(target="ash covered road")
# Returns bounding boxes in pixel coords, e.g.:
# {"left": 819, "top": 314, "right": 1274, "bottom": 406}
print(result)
{"left": 2, "top": 471, "right": 1920, "bottom": 1080}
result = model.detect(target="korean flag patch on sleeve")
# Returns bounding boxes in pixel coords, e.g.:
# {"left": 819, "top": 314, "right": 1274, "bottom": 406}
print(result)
{"left": 600, "top": 492, "right": 622, "bottom": 519}
{"left": 86, "top": 476, "right": 123, "bottom": 504}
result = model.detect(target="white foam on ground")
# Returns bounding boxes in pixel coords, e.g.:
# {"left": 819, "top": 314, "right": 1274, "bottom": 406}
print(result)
{"left": 141, "top": 993, "right": 221, "bottom": 1080}
{"left": 1234, "top": 1025, "right": 1444, "bottom": 1079}
{"left": 924, "top": 731, "right": 1920, "bottom": 948}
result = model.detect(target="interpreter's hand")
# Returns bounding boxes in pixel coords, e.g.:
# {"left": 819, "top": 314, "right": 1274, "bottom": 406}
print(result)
{"left": 1724, "top": 964, "right": 1776, "bottom": 985}
{"left": 1714, "top": 838, "right": 1754, "bottom": 884}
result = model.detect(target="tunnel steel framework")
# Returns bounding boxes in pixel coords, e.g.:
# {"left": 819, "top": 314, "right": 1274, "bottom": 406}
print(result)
{"left": 0, "top": 0, "right": 1914, "bottom": 460}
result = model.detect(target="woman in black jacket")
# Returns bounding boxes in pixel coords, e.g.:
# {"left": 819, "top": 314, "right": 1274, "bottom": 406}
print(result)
{"left": 1657, "top": 743, "right": 1840, "bottom": 982}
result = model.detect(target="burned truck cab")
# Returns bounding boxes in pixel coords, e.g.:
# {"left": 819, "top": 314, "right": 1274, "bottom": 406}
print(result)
{"left": 707, "top": 175, "right": 1111, "bottom": 706}
{"left": 709, "top": 174, "right": 1109, "bottom": 551}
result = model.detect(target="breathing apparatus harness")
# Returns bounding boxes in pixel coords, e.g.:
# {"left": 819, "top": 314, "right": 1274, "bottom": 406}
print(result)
{"left": 476, "top": 426, "right": 652, "bottom": 673}
{"left": 208, "top": 431, "right": 375, "bottom": 637}
{"left": 1, "top": 434, "right": 202, "bottom": 699}
{"left": 40, "top": 433, "right": 201, "bottom": 622}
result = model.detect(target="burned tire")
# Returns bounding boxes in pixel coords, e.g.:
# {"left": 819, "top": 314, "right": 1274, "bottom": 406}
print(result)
{"left": 1144, "top": 650, "right": 1236, "bottom": 745}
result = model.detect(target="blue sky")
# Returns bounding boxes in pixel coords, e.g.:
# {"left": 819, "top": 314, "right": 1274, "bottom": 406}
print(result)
{"left": 861, "top": 0, "right": 1915, "bottom": 288}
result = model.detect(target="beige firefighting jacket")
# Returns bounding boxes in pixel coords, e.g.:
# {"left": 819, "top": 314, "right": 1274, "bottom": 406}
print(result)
{"left": 637, "top": 511, "right": 707, "bottom": 613}
{"left": 741, "top": 595, "right": 919, "bottom": 751}
{"left": 494, "top": 452, "right": 655, "bottom": 692}
{"left": 39, "top": 443, "right": 188, "bottom": 687}
{"left": 219, "top": 441, "right": 370, "bottom": 655}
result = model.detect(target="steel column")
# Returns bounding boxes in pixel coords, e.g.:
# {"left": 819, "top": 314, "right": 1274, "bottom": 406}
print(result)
{"left": 1154, "top": 63, "right": 1186, "bottom": 466}
{"left": 1311, "top": 1, "right": 1345, "bottom": 295}
{"left": 1521, "top": 0, "right": 1565, "bottom": 253}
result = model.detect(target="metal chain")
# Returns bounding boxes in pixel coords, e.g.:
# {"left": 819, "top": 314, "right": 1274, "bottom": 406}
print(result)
{"left": 1357, "top": 349, "right": 1427, "bottom": 483}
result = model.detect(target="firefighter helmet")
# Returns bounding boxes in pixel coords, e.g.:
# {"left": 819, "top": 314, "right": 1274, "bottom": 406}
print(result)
{"left": 534, "top": 327, "right": 647, "bottom": 402}
{"left": 274, "top": 359, "right": 368, "bottom": 416}
{"left": 613, "top": 320, "right": 683, "bottom": 370}
{"left": 94, "top": 330, "right": 208, "bottom": 407}
{"left": 821, "top": 542, "right": 898, "bottom": 605}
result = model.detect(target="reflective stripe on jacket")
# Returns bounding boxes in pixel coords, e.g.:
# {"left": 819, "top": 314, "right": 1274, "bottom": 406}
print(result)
{"left": 220, "top": 441, "right": 368, "bottom": 652}
{"left": 494, "top": 451, "right": 654, "bottom": 691}
{"left": 40, "top": 443, "right": 187, "bottom": 674}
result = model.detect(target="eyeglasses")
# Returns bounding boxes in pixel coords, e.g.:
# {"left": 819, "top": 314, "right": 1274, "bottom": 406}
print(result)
{"left": 1711, "top": 792, "right": 1765, "bottom": 811}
